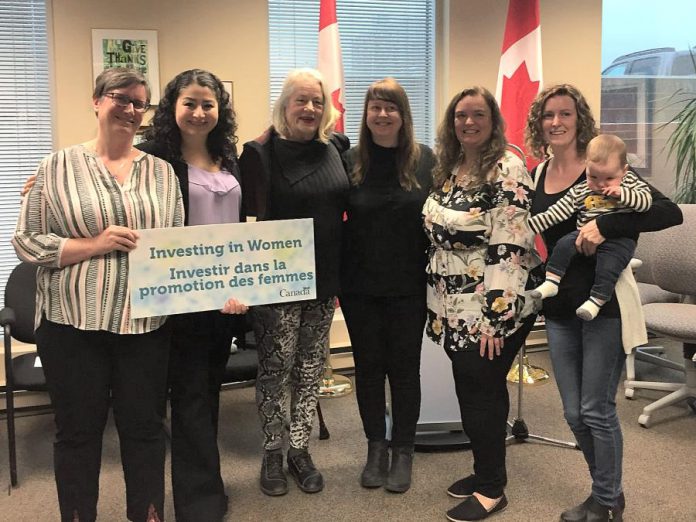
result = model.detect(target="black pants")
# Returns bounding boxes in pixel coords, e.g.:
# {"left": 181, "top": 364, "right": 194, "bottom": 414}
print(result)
{"left": 446, "top": 317, "right": 535, "bottom": 498}
{"left": 168, "top": 311, "right": 242, "bottom": 522}
{"left": 341, "top": 294, "right": 426, "bottom": 446}
{"left": 35, "top": 318, "right": 170, "bottom": 522}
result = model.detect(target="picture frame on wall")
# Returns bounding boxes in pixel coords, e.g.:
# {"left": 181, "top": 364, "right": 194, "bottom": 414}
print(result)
{"left": 221, "top": 81, "right": 234, "bottom": 109}
{"left": 91, "top": 29, "right": 160, "bottom": 104}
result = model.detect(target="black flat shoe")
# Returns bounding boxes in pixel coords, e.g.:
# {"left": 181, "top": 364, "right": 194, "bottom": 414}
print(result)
{"left": 447, "top": 474, "right": 476, "bottom": 499}
{"left": 446, "top": 495, "right": 508, "bottom": 522}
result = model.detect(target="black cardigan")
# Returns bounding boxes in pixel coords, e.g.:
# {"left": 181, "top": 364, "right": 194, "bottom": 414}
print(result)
{"left": 239, "top": 129, "right": 350, "bottom": 300}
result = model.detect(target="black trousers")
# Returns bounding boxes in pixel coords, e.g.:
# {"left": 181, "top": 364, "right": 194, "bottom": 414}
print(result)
{"left": 168, "top": 311, "right": 242, "bottom": 522}
{"left": 35, "top": 318, "right": 171, "bottom": 522}
{"left": 446, "top": 317, "right": 535, "bottom": 498}
{"left": 341, "top": 294, "right": 426, "bottom": 446}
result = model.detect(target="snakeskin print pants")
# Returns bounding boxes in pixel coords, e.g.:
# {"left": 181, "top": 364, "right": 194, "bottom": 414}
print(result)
{"left": 251, "top": 297, "right": 335, "bottom": 451}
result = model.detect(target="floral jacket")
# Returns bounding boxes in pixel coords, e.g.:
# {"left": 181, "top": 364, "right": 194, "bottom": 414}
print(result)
{"left": 422, "top": 151, "right": 541, "bottom": 351}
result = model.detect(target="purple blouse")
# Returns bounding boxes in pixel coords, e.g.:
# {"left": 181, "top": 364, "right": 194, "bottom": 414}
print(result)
{"left": 186, "top": 165, "right": 241, "bottom": 226}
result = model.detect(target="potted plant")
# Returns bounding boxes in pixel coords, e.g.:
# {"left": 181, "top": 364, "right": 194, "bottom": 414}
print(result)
{"left": 663, "top": 47, "right": 696, "bottom": 203}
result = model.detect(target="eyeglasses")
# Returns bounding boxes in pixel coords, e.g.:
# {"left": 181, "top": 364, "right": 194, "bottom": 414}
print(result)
{"left": 103, "top": 92, "right": 150, "bottom": 112}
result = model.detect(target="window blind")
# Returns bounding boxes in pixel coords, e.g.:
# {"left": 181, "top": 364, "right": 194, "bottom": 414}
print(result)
{"left": 0, "top": 0, "right": 52, "bottom": 308}
{"left": 268, "top": 0, "right": 435, "bottom": 146}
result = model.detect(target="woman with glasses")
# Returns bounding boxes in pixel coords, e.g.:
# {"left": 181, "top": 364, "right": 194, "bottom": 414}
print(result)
{"left": 13, "top": 68, "right": 183, "bottom": 522}
{"left": 137, "top": 69, "right": 247, "bottom": 522}
{"left": 341, "top": 78, "right": 434, "bottom": 493}
{"left": 239, "top": 68, "right": 349, "bottom": 497}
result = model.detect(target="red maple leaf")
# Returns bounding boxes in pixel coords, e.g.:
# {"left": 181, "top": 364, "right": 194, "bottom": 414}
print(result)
{"left": 500, "top": 61, "right": 540, "bottom": 166}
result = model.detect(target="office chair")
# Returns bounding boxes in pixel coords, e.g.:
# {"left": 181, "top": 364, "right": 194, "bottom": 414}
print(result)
{"left": 624, "top": 233, "right": 683, "bottom": 399}
{"left": 0, "top": 261, "right": 48, "bottom": 488}
{"left": 626, "top": 205, "right": 696, "bottom": 427}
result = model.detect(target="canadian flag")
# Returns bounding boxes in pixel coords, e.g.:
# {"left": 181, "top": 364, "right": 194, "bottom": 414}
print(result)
{"left": 318, "top": 0, "right": 345, "bottom": 133}
{"left": 495, "top": 0, "right": 542, "bottom": 164}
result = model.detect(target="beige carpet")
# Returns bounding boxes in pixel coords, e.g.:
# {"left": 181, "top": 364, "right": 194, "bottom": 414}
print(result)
{"left": 1, "top": 345, "right": 694, "bottom": 521}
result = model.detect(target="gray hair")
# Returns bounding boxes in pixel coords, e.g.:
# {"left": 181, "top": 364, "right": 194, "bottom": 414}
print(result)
{"left": 271, "top": 68, "right": 338, "bottom": 143}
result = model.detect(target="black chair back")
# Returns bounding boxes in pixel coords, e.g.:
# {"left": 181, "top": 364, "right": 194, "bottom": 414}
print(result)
{"left": 4, "top": 262, "right": 38, "bottom": 343}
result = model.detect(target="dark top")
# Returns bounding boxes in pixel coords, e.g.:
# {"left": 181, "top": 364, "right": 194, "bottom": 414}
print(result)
{"left": 136, "top": 140, "right": 245, "bottom": 226}
{"left": 239, "top": 129, "right": 350, "bottom": 300}
{"left": 531, "top": 161, "right": 683, "bottom": 320}
{"left": 341, "top": 142, "right": 435, "bottom": 296}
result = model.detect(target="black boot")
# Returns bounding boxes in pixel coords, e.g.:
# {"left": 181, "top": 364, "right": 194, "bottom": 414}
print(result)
{"left": 287, "top": 449, "right": 324, "bottom": 493}
{"left": 259, "top": 451, "right": 288, "bottom": 496}
{"left": 385, "top": 445, "right": 414, "bottom": 493}
{"left": 586, "top": 498, "right": 623, "bottom": 522}
{"left": 561, "top": 494, "right": 625, "bottom": 522}
{"left": 360, "top": 440, "right": 389, "bottom": 488}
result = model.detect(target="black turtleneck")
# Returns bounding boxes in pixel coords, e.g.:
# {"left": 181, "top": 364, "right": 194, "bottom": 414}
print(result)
{"left": 341, "top": 142, "right": 435, "bottom": 296}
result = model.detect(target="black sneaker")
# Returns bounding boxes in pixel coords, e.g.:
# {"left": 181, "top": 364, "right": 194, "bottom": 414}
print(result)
{"left": 287, "top": 451, "right": 324, "bottom": 493}
{"left": 447, "top": 474, "right": 477, "bottom": 498}
{"left": 446, "top": 494, "right": 508, "bottom": 522}
{"left": 260, "top": 452, "right": 288, "bottom": 496}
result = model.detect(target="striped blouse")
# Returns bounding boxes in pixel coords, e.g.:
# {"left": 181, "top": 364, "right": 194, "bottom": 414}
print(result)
{"left": 13, "top": 144, "right": 184, "bottom": 334}
{"left": 528, "top": 170, "right": 652, "bottom": 234}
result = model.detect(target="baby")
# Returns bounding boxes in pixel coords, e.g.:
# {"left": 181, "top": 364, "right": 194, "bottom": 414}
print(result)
{"left": 529, "top": 134, "right": 652, "bottom": 320}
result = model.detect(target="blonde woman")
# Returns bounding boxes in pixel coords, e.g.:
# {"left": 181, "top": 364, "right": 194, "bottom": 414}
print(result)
{"left": 239, "top": 68, "right": 349, "bottom": 496}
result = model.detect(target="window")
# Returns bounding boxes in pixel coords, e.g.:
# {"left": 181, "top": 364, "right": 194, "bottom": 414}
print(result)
{"left": 603, "top": 63, "right": 628, "bottom": 77}
{"left": 268, "top": 0, "right": 435, "bottom": 146}
{"left": 627, "top": 57, "right": 660, "bottom": 76}
{"left": 0, "top": 0, "right": 52, "bottom": 308}
{"left": 600, "top": 1, "right": 696, "bottom": 195}
{"left": 670, "top": 54, "right": 696, "bottom": 76}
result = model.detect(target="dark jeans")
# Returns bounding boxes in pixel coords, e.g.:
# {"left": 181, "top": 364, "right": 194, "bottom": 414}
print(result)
{"left": 546, "top": 316, "right": 625, "bottom": 507}
{"left": 547, "top": 231, "right": 636, "bottom": 301}
{"left": 446, "top": 317, "right": 535, "bottom": 498}
{"left": 168, "top": 311, "right": 242, "bottom": 522}
{"left": 35, "top": 318, "right": 170, "bottom": 522}
{"left": 341, "top": 294, "right": 426, "bottom": 446}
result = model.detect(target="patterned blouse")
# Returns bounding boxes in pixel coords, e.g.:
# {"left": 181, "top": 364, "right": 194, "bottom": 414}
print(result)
{"left": 422, "top": 151, "right": 540, "bottom": 351}
{"left": 13, "top": 144, "right": 184, "bottom": 335}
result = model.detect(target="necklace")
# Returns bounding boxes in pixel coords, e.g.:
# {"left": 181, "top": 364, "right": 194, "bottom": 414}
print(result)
{"left": 102, "top": 148, "right": 134, "bottom": 179}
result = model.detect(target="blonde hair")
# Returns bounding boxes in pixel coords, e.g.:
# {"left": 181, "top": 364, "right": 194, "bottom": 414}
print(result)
{"left": 352, "top": 77, "right": 422, "bottom": 190}
{"left": 586, "top": 134, "right": 628, "bottom": 166}
{"left": 271, "top": 68, "right": 338, "bottom": 143}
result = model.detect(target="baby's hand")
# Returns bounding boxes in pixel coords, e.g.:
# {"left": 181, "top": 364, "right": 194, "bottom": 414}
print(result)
{"left": 602, "top": 186, "right": 621, "bottom": 198}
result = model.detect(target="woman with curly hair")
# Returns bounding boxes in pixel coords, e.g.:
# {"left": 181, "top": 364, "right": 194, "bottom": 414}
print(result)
{"left": 138, "top": 69, "right": 247, "bottom": 522}
{"left": 524, "top": 84, "right": 682, "bottom": 522}
{"left": 423, "top": 86, "right": 541, "bottom": 522}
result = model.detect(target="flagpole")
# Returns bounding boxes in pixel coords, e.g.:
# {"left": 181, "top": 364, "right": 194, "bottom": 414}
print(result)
{"left": 496, "top": 0, "right": 577, "bottom": 451}
{"left": 317, "top": 0, "right": 353, "bottom": 400}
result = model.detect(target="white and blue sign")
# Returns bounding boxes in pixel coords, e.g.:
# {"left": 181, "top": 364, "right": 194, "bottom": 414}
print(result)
{"left": 129, "top": 219, "right": 316, "bottom": 318}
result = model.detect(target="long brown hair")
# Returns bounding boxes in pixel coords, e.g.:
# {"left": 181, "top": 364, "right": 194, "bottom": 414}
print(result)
{"left": 524, "top": 84, "right": 598, "bottom": 160}
{"left": 432, "top": 86, "right": 507, "bottom": 189}
{"left": 351, "top": 78, "right": 422, "bottom": 190}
